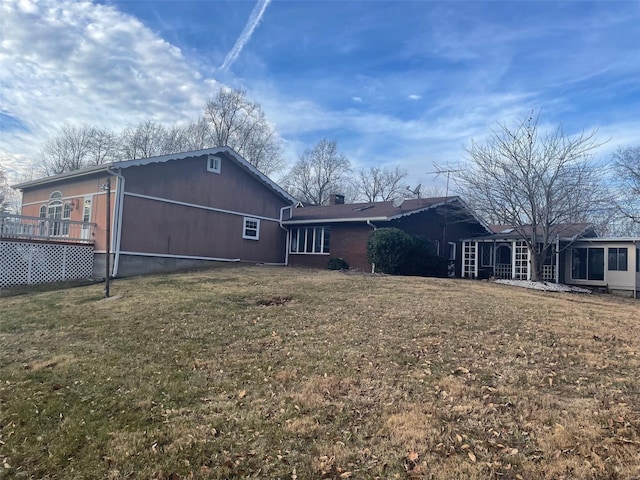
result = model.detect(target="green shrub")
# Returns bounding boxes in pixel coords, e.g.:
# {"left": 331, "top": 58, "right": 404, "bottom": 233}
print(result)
{"left": 400, "top": 236, "right": 448, "bottom": 277}
{"left": 327, "top": 257, "right": 349, "bottom": 270}
{"left": 367, "top": 228, "right": 448, "bottom": 277}
{"left": 367, "top": 227, "right": 413, "bottom": 274}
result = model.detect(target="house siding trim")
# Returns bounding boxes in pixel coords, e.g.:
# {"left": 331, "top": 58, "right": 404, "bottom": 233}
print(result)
{"left": 119, "top": 250, "right": 241, "bottom": 262}
{"left": 123, "top": 192, "right": 281, "bottom": 223}
{"left": 21, "top": 189, "right": 113, "bottom": 207}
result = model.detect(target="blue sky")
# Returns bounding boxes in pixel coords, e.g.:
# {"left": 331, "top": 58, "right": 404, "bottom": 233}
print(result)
{"left": 1, "top": 0, "right": 639, "bottom": 191}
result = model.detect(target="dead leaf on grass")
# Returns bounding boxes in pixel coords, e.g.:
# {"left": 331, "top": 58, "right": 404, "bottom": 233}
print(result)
{"left": 468, "top": 451, "right": 477, "bottom": 462}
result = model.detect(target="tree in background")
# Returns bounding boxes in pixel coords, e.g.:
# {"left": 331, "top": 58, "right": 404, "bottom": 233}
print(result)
{"left": 36, "top": 88, "right": 286, "bottom": 178}
{"left": 0, "top": 164, "right": 9, "bottom": 213}
{"left": 204, "top": 87, "right": 284, "bottom": 176}
{"left": 612, "top": 145, "right": 640, "bottom": 228}
{"left": 453, "top": 112, "right": 609, "bottom": 282}
{"left": 357, "top": 165, "right": 408, "bottom": 202}
{"left": 285, "top": 139, "right": 352, "bottom": 205}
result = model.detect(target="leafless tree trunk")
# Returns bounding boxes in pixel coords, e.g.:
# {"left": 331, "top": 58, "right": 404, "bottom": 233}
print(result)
{"left": 87, "top": 127, "right": 119, "bottom": 166}
{"left": 612, "top": 145, "right": 640, "bottom": 227}
{"left": 119, "top": 120, "right": 168, "bottom": 160}
{"left": 357, "top": 166, "right": 408, "bottom": 202}
{"left": 285, "top": 139, "right": 352, "bottom": 205}
{"left": 39, "top": 124, "right": 96, "bottom": 175}
{"left": 0, "top": 164, "right": 9, "bottom": 213}
{"left": 454, "top": 112, "right": 609, "bottom": 281}
{"left": 204, "top": 87, "right": 284, "bottom": 176}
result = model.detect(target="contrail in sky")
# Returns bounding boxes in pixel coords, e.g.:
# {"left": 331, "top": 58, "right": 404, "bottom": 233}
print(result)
{"left": 219, "top": 0, "right": 271, "bottom": 71}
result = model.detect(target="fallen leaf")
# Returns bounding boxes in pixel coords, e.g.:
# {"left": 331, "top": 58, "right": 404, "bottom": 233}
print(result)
{"left": 238, "top": 390, "right": 246, "bottom": 399}
{"left": 468, "top": 451, "right": 477, "bottom": 462}
{"left": 407, "top": 451, "right": 419, "bottom": 462}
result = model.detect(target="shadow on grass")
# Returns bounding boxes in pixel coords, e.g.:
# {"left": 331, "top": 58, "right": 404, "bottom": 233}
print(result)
{"left": 0, "top": 278, "right": 104, "bottom": 298}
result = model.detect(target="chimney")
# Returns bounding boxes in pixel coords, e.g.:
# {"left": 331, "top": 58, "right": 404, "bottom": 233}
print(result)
{"left": 328, "top": 194, "right": 345, "bottom": 205}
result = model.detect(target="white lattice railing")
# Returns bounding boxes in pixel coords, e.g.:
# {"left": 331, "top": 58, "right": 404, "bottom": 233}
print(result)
{"left": 0, "top": 213, "right": 96, "bottom": 244}
{"left": 0, "top": 240, "right": 95, "bottom": 288}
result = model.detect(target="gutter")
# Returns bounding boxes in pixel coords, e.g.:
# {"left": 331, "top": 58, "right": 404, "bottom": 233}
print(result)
{"left": 279, "top": 205, "right": 295, "bottom": 266}
{"left": 367, "top": 220, "right": 377, "bottom": 273}
{"left": 106, "top": 166, "right": 125, "bottom": 277}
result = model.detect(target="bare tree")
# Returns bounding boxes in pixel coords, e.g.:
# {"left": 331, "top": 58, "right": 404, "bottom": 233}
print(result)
{"left": 204, "top": 87, "right": 284, "bottom": 176}
{"left": 0, "top": 164, "right": 9, "bottom": 213}
{"left": 183, "top": 117, "right": 212, "bottom": 151}
{"left": 285, "top": 139, "right": 352, "bottom": 205}
{"left": 87, "top": 127, "right": 119, "bottom": 166}
{"left": 39, "top": 124, "right": 96, "bottom": 175}
{"left": 357, "top": 165, "right": 408, "bottom": 202}
{"left": 612, "top": 145, "right": 640, "bottom": 225}
{"left": 119, "top": 120, "right": 169, "bottom": 160}
{"left": 453, "top": 112, "right": 609, "bottom": 281}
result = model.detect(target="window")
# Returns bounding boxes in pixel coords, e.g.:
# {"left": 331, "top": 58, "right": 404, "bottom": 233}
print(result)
{"left": 39, "top": 205, "right": 47, "bottom": 218}
{"left": 290, "top": 227, "right": 330, "bottom": 254}
{"left": 480, "top": 243, "right": 493, "bottom": 266}
{"left": 637, "top": 248, "right": 639, "bottom": 273}
{"left": 572, "top": 247, "right": 604, "bottom": 280}
{"left": 62, "top": 202, "right": 72, "bottom": 235}
{"left": 207, "top": 154, "right": 221, "bottom": 173}
{"left": 243, "top": 217, "right": 260, "bottom": 240}
{"left": 47, "top": 192, "right": 63, "bottom": 236}
{"left": 608, "top": 247, "right": 628, "bottom": 271}
{"left": 448, "top": 242, "right": 456, "bottom": 261}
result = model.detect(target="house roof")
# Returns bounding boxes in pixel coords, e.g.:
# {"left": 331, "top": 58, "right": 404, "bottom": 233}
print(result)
{"left": 282, "top": 196, "right": 485, "bottom": 225}
{"left": 468, "top": 223, "right": 596, "bottom": 241}
{"left": 12, "top": 147, "right": 297, "bottom": 204}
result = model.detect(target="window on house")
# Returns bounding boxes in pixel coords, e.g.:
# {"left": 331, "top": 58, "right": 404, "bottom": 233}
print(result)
{"left": 62, "top": 201, "right": 72, "bottom": 236}
{"left": 39, "top": 205, "right": 47, "bottom": 218}
{"left": 448, "top": 242, "right": 456, "bottom": 261}
{"left": 637, "top": 248, "right": 639, "bottom": 273}
{"left": 480, "top": 243, "right": 493, "bottom": 266}
{"left": 572, "top": 247, "right": 604, "bottom": 280}
{"left": 47, "top": 192, "right": 63, "bottom": 236}
{"left": 207, "top": 154, "right": 221, "bottom": 173}
{"left": 243, "top": 217, "right": 260, "bottom": 240}
{"left": 608, "top": 247, "right": 628, "bottom": 271}
{"left": 289, "top": 227, "right": 330, "bottom": 254}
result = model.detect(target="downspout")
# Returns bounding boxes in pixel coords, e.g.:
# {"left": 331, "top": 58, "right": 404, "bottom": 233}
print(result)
{"left": 555, "top": 235, "right": 560, "bottom": 284}
{"left": 106, "top": 166, "right": 125, "bottom": 277}
{"left": 279, "top": 205, "right": 294, "bottom": 266}
{"left": 635, "top": 240, "right": 638, "bottom": 299}
{"left": 367, "top": 220, "right": 377, "bottom": 273}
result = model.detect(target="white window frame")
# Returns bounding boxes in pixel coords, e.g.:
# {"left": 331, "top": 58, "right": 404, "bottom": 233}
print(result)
{"left": 243, "top": 217, "right": 260, "bottom": 240}
{"left": 207, "top": 154, "right": 221, "bottom": 174}
{"left": 448, "top": 241, "right": 456, "bottom": 261}
{"left": 289, "top": 226, "right": 330, "bottom": 254}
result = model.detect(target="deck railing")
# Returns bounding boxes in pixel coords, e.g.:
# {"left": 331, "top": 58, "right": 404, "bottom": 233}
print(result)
{"left": 0, "top": 213, "right": 96, "bottom": 244}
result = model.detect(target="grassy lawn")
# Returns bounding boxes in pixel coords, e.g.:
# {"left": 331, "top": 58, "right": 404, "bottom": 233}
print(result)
{"left": 1, "top": 266, "right": 639, "bottom": 479}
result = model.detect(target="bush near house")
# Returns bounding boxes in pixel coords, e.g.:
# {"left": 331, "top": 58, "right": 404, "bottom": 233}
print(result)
{"left": 367, "top": 227, "right": 446, "bottom": 277}
{"left": 327, "top": 257, "right": 349, "bottom": 270}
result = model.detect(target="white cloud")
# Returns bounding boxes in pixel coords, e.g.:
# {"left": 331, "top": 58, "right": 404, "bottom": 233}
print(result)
{"left": 0, "top": 0, "right": 214, "bottom": 181}
{"left": 408, "top": 94, "right": 422, "bottom": 101}
{"left": 352, "top": 96, "right": 363, "bottom": 103}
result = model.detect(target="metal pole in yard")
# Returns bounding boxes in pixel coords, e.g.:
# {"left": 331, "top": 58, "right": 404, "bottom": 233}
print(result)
{"left": 103, "top": 177, "right": 111, "bottom": 298}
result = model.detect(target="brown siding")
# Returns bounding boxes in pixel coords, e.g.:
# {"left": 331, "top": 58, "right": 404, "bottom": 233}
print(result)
{"left": 122, "top": 153, "right": 287, "bottom": 219}
{"left": 119, "top": 153, "right": 290, "bottom": 263}
{"left": 119, "top": 196, "right": 287, "bottom": 263}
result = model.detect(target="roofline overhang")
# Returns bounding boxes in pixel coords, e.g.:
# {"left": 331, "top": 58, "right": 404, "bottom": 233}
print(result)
{"left": 283, "top": 196, "right": 488, "bottom": 226}
{"left": 283, "top": 216, "right": 389, "bottom": 225}
{"left": 12, "top": 164, "right": 110, "bottom": 190}
{"left": 11, "top": 146, "right": 297, "bottom": 204}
